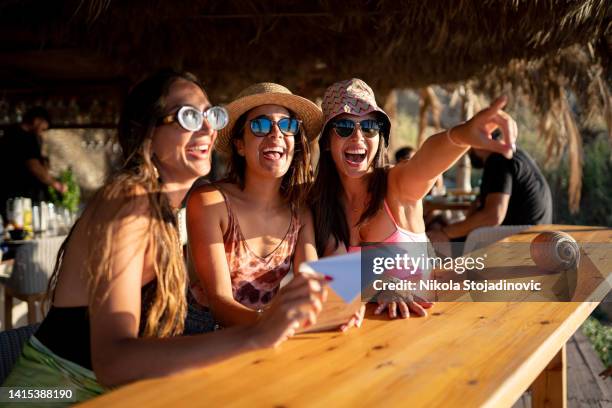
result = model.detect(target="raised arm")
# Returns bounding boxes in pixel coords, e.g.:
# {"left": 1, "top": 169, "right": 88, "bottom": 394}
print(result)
{"left": 89, "top": 190, "right": 326, "bottom": 387}
{"left": 389, "top": 97, "right": 517, "bottom": 202}
{"left": 186, "top": 185, "right": 260, "bottom": 326}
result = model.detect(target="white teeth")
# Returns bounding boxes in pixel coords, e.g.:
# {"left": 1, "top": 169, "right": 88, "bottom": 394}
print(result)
{"left": 345, "top": 148, "right": 366, "bottom": 154}
{"left": 188, "top": 145, "right": 208, "bottom": 152}
{"left": 263, "top": 147, "right": 284, "bottom": 154}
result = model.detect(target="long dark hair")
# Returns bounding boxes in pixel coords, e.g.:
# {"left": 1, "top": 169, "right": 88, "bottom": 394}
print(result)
{"left": 311, "top": 117, "right": 389, "bottom": 255}
{"left": 47, "top": 69, "right": 206, "bottom": 337}
{"left": 225, "top": 109, "right": 313, "bottom": 209}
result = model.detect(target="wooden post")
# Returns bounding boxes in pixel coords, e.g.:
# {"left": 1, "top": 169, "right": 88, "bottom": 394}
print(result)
{"left": 382, "top": 89, "right": 398, "bottom": 161}
{"left": 456, "top": 85, "right": 473, "bottom": 193}
{"left": 531, "top": 345, "right": 567, "bottom": 408}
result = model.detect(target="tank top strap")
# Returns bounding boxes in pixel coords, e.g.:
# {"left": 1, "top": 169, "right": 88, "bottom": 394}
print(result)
{"left": 383, "top": 199, "right": 400, "bottom": 228}
{"left": 213, "top": 184, "right": 240, "bottom": 243}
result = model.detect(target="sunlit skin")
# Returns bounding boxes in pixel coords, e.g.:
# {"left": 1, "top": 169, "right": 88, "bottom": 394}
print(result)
{"left": 235, "top": 105, "right": 296, "bottom": 183}
{"left": 43, "top": 80, "right": 327, "bottom": 389}
{"left": 187, "top": 103, "right": 322, "bottom": 329}
{"left": 324, "top": 97, "right": 518, "bottom": 321}
{"left": 329, "top": 112, "right": 380, "bottom": 180}
{"left": 152, "top": 79, "right": 216, "bottom": 199}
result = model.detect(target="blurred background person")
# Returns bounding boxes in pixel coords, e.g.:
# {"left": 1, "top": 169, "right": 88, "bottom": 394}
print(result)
{"left": 394, "top": 146, "right": 415, "bottom": 163}
{"left": 0, "top": 107, "right": 67, "bottom": 222}
{"left": 428, "top": 146, "right": 552, "bottom": 247}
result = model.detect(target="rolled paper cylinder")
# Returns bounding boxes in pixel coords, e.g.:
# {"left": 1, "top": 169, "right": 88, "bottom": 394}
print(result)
{"left": 530, "top": 231, "right": 580, "bottom": 272}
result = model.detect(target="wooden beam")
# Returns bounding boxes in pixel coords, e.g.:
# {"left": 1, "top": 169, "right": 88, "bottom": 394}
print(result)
{"left": 531, "top": 345, "right": 567, "bottom": 408}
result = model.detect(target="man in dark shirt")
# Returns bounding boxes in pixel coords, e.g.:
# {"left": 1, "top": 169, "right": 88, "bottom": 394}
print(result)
{"left": 0, "top": 107, "right": 67, "bottom": 221}
{"left": 432, "top": 147, "right": 552, "bottom": 242}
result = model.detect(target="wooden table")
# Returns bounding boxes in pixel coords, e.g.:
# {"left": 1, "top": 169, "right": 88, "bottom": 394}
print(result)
{"left": 80, "top": 225, "right": 611, "bottom": 408}
{"left": 424, "top": 195, "right": 475, "bottom": 211}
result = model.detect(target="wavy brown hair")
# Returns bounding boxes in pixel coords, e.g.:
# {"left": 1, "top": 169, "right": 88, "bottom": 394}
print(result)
{"left": 225, "top": 109, "right": 313, "bottom": 208}
{"left": 47, "top": 69, "right": 206, "bottom": 337}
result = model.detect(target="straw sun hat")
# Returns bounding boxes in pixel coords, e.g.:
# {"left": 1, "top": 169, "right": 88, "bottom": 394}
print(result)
{"left": 215, "top": 83, "right": 323, "bottom": 157}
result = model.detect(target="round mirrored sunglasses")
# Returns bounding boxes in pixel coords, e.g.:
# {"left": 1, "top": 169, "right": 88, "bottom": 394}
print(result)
{"left": 249, "top": 116, "right": 301, "bottom": 137}
{"left": 158, "top": 105, "right": 229, "bottom": 132}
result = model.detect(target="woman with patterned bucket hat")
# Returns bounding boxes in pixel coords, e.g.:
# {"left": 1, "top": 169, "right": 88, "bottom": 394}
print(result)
{"left": 186, "top": 83, "right": 334, "bottom": 329}
{"left": 312, "top": 78, "right": 517, "bottom": 322}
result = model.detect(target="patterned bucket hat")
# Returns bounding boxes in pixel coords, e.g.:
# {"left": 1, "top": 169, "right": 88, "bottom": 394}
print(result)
{"left": 321, "top": 78, "right": 391, "bottom": 146}
{"left": 215, "top": 83, "right": 323, "bottom": 157}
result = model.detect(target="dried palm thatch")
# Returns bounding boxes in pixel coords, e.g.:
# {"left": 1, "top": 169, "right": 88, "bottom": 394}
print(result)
{"left": 0, "top": 0, "right": 610, "bottom": 211}
{"left": 476, "top": 43, "right": 610, "bottom": 212}
{"left": 1, "top": 0, "right": 608, "bottom": 97}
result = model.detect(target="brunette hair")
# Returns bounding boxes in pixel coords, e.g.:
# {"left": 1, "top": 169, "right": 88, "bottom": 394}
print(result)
{"left": 310, "top": 116, "right": 390, "bottom": 255}
{"left": 225, "top": 109, "right": 313, "bottom": 208}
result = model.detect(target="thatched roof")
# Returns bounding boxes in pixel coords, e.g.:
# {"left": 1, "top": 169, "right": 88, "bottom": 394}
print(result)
{"left": 0, "top": 0, "right": 610, "bottom": 211}
{"left": 0, "top": 0, "right": 609, "bottom": 98}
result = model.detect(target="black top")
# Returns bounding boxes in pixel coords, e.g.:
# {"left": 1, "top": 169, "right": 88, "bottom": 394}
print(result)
{"left": 35, "top": 280, "right": 158, "bottom": 370}
{"left": 479, "top": 148, "right": 553, "bottom": 225}
{"left": 0, "top": 126, "right": 49, "bottom": 219}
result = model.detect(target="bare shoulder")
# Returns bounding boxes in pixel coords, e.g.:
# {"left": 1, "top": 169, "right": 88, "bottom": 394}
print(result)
{"left": 87, "top": 182, "right": 152, "bottom": 223}
{"left": 187, "top": 183, "right": 226, "bottom": 208}
{"left": 186, "top": 183, "right": 229, "bottom": 228}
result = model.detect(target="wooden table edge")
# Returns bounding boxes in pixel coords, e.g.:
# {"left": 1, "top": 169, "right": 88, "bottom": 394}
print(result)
{"left": 481, "top": 301, "right": 599, "bottom": 408}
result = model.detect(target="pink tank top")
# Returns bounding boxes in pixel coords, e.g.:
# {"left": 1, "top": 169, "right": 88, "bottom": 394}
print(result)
{"left": 190, "top": 186, "right": 300, "bottom": 310}
{"left": 349, "top": 201, "right": 430, "bottom": 280}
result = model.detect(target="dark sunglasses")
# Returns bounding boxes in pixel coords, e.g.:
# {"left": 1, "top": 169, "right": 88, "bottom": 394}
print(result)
{"left": 330, "top": 118, "right": 383, "bottom": 138}
{"left": 158, "top": 105, "right": 229, "bottom": 132}
{"left": 249, "top": 116, "right": 301, "bottom": 137}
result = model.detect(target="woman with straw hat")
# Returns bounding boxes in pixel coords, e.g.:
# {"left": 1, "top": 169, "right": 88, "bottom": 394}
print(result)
{"left": 311, "top": 78, "right": 518, "bottom": 322}
{"left": 187, "top": 83, "right": 344, "bottom": 329}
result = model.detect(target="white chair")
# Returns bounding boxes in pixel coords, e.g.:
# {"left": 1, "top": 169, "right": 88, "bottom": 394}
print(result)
{"left": 1, "top": 236, "right": 67, "bottom": 329}
{"left": 463, "top": 225, "right": 532, "bottom": 255}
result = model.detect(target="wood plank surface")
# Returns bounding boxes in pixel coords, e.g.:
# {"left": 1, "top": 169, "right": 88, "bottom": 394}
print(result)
{"left": 79, "top": 225, "right": 611, "bottom": 408}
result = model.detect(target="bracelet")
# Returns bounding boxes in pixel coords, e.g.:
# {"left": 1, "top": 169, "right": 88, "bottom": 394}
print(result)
{"left": 446, "top": 127, "right": 469, "bottom": 148}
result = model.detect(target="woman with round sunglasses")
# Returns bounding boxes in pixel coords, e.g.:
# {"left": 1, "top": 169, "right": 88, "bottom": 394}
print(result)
{"left": 186, "top": 83, "right": 330, "bottom": 328}
{"left": 311, "top": 78, "right": 517, "bottom": 321}
{"left": 3, "top": 71, "right": 327, "bottom": 401}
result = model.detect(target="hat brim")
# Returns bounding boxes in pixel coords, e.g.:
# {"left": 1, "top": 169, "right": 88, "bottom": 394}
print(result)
{"left": 215, "top": 93, "right": 323, "bottom": 157}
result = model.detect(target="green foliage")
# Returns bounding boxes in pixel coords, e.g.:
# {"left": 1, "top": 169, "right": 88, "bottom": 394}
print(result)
{"left": 544, "top": 135, "right": 612, "bottom": 227}
{"left": 48, "top": 168, "right": 81, "bottom": 213}
{"left": 582, "top": 317, "right": 612, "bottom": 367}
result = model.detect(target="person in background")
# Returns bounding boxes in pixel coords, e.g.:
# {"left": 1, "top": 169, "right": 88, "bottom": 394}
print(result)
{"left": 394, "top": 146, "right": 415, "bottom": 163}
{"left": 428, "top": 146, "right": 552, "bottom": 245}
{"left": 0, "top": 107, "right": 67, "bottom": 222}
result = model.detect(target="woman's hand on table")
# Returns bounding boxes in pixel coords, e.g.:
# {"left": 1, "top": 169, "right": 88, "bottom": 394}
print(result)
{"left": 251, "top": 272, "right": 329, "bottom": 348}
{"left": 340, "top": 304, "right": 366, "bottom": 332}
{"left": 452, "top": 96, "right": 518, "bottom": 159}
{"left": 374, "top": 293, "right": 434, "bottom": 319}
